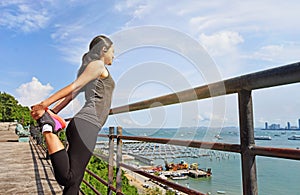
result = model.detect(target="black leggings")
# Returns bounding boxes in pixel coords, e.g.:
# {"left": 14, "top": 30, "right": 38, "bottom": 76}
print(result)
{"left": 50, "top": 118, "right": 100, "bottom": 195}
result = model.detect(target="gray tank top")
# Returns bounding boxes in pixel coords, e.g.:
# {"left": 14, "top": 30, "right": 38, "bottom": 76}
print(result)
{"left": 74, "top": 69, "right": 115, "bottom": 128}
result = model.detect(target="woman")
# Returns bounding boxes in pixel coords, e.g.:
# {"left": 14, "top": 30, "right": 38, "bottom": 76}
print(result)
{"left": 31, "top": 35, "right": 115, "bottom": 194}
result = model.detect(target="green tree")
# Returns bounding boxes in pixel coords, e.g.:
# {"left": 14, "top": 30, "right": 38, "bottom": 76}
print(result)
{"left": 166, "top": 190, "right": 176, "bottom": 195}
{"left": 0, "top": 92, "right": 34, "bottom": 125}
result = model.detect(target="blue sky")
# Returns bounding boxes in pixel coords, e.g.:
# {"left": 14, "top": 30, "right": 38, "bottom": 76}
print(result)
{"left": 1, "top": 0, "right": 300, "bottom": 129}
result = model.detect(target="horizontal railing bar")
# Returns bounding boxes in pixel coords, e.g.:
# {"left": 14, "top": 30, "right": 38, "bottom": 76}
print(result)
{"left": 82, "top": 179, "right": 102, "bottom": 195}
{"left": 249, "top": 145, "right": 300, "bottom": 160}
{"left": 98, "top": 134, "right": 300, "bottom": 160}
{"left": 93, "top": 153, "right": 109, "bottom": 162}
{"left": 120, "top": 162, "right": 206, "bottom": 195}
{"left": 85, "top": 169, "right": 119, "bottom": 193}
{"left": 85, "top": 169, "right": 109, "bottom": 186}
{"left": 98, "top": 134, "right": 110, "bottom": 138}
{"left": 98, "top": 134, "right": 241, "bottom": 153}
{"left": 110, "top": 62, "right": 300, "bottom": 115}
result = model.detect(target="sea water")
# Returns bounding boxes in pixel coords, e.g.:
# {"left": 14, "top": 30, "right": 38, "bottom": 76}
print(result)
{"left": 98, "top": 127, "right": 300, "bottom": 195}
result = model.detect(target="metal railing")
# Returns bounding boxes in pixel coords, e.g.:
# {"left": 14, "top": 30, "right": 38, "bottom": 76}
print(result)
{"left": 80, "top": 62, "right": 300, "bottom": 195}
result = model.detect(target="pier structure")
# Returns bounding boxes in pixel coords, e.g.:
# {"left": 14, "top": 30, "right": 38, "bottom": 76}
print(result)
{"left": 188, "top": 169, "right": 210, "bottom": 178}
{"left": 96, "top": 141, "right": 213, "bottom": 163}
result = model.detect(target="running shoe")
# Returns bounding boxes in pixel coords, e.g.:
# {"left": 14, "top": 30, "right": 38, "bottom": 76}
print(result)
{"left": 37, "top": 109, "right": 66, "bottom": 133}
{"left": 47, "top": 109, "right": 66, "bottom": 131}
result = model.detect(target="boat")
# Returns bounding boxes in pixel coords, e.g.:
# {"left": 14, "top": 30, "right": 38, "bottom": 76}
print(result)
{"left": 164, "top": 160, "right": 188, "bottom": 171}
{"left": 254, "top": 136, "right": 272, "bottom": 140}
{"left": 170, "top": 173, "right": 188, "bottom": 180}
{"left": 217, "top": 190, "right": 226, "bottom": 194}
{"left": 288, "top": 135, "right": 300, "bottom": 140}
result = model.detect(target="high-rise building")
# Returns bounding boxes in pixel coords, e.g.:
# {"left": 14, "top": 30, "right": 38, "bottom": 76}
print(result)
{"left": 298, "top": 119, "right": 300, "bottom": 129}
{"left": 287, "top": 122, "right": 291, "bottom": 129}
{"left": 269, "top": 124, "right": 280, "bottom": 129}
{"left": 265, "top": 122, "right": 268, "bottom": 129}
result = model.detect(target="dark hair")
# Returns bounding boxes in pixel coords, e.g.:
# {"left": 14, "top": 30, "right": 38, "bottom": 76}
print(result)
{"left": 89, "top": 35, "right": 113, "bottom": 51}
{"left": 77, "top": 35, "right": 113, "bottom": 78}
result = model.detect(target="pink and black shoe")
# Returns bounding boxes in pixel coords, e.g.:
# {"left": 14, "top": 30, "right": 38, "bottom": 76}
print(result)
{"left": 37, "top": 109, "right": 66, "bottom": 133}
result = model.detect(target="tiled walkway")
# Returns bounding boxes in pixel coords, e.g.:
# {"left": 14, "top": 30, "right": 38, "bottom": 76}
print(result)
{"left": 0, "top": 130, "right": 63, "bottom": 194}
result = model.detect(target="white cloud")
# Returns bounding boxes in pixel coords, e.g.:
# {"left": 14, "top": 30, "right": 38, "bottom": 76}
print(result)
{"left": 251, "top": 43, "right": 300, "bottom": 63}
{"left": 199, "top": 31, "right": 244, "bottom": 57}
{"left": 15, "top": 77, "right": 83, "bottom": 118}
{"left": 114, "top": 1, "right": 300, "bottom": 32}
{"left": 15, "top": 77, "right": 53, "bottom": 106}
{"left": 0, "top": 1, "right": 50, "bottom": 32}
{"left": 114, "top": 0, "right": 151, "bottom": 17}
{"left": 187, "top": 1, "right": 300, "bottom": 34}
{"left": 115, "top": 0, "right": 144, "bottom": 11}
{"left": 56, "top": 43, "right": 87, "bottom": 65}
{"left": 197, "top": 31, "right": 245, "bottom": 78}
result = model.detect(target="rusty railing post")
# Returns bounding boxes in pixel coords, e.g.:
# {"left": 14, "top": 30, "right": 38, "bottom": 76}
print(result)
{"left": 116, "top": 126, "right": 123, "bottom": 194}
{"left": 238, "top": 89, "right": 258, "bottom": 195}
{"left": 107, "top": 127, "right": 114, "bottom": 195}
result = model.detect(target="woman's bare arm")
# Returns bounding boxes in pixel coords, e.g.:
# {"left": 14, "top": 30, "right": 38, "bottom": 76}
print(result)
{"left": 50, "top": 91, "right": 79, "bottom": 114}
{"left": 31, "top": 60, "right": 106, "bottom": 119}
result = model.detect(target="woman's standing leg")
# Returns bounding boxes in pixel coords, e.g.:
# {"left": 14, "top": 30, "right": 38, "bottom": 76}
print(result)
{"left": 50, "top": 118, "right": 100, "bottom": 195}
{"left": 43, "top": 132, "right": 65, "bottom": 154}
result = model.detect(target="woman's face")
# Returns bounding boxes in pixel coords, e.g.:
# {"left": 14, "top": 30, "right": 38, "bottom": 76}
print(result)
{"left": 103, "top": 45, "right": 114, "bottom": 65}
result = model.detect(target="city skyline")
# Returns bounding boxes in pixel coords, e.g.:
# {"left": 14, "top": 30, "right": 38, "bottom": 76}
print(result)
{"left": 263, "top": 118, "right": 300, "bottom": 130}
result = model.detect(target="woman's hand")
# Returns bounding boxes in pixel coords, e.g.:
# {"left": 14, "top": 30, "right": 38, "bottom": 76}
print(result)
{"left": 30, "top": 102, "right": 46, "bottom": 120}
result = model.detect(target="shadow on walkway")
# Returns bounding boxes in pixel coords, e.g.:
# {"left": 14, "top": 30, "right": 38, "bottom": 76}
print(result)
{"left": 29, "top": 139, "right": 63, "bottom": 194}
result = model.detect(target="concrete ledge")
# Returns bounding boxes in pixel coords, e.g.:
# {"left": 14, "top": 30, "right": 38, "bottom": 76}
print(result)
{"left": 0, "top": 122, "right": 17, "bottom": 131}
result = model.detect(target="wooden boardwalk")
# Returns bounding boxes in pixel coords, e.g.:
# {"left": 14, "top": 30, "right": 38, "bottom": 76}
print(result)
{"left": 0, "top": 126, "right": 63, "bottom": 194}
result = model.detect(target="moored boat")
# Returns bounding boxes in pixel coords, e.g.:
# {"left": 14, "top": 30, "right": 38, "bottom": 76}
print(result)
{"left": 288, "top": 135, "right": 300, "bottom": 140}
{"left": 254, "top": 136, "right": 272, "bottom": 140}
{"left": 170, "top": 173, "right": 188, "bottom": 180}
